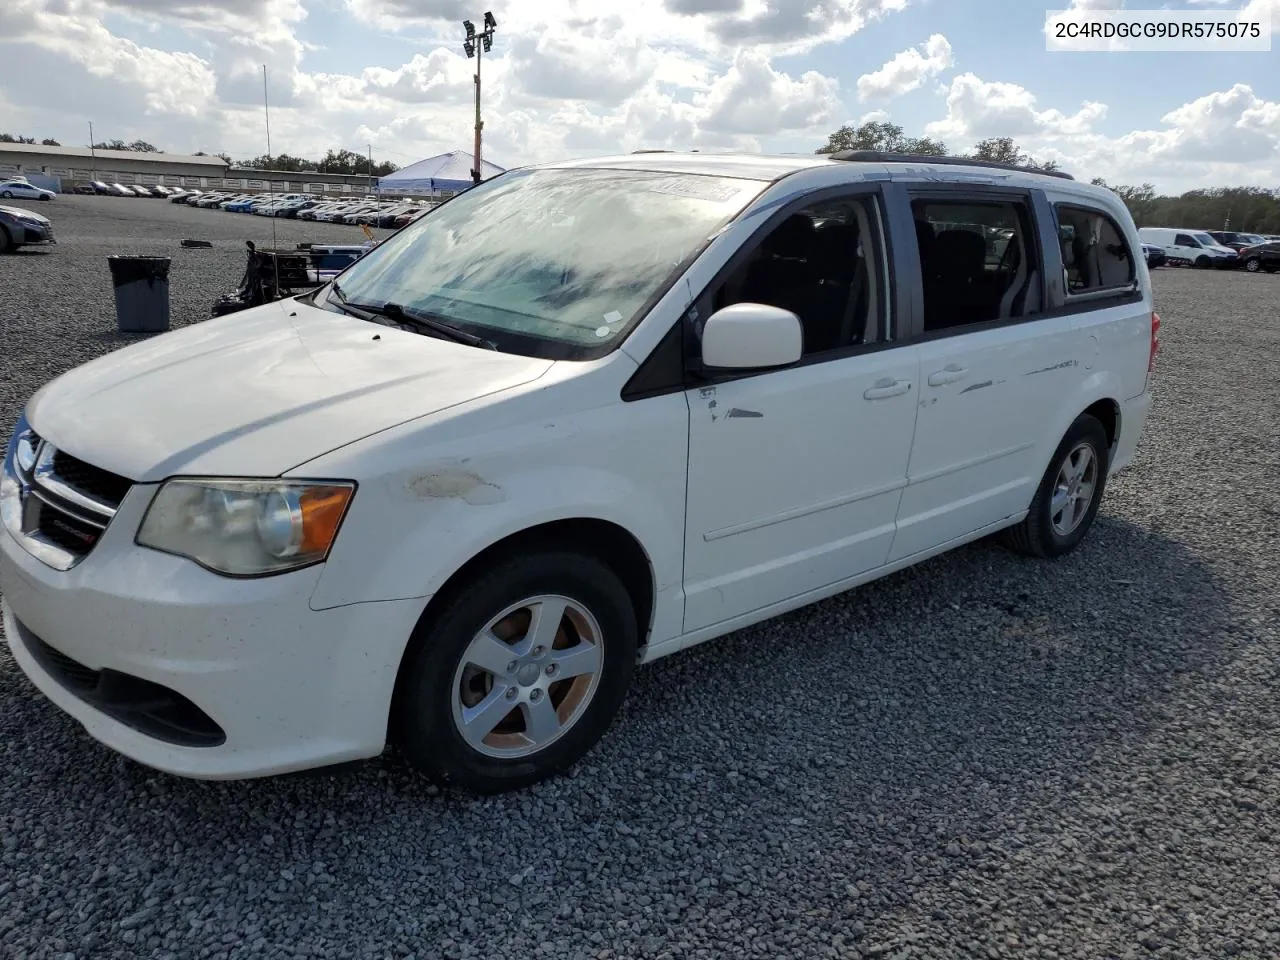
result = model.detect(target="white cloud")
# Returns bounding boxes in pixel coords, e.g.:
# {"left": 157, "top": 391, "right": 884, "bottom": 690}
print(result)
{"left": 926, "top": 73, "right": 1107, "bottom": 142}
{"left": 856, "top": 33, "right": 952, "bottom": 102}
{"left": 698, "top": 50, "right": 842, "bottom": 135}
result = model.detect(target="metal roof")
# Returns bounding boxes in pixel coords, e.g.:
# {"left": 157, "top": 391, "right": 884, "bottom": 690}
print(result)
{"left": 0, "top": 142, "right": 228, "bottom": 167}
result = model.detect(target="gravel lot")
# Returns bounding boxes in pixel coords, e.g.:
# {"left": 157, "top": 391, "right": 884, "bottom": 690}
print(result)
{"left": 1, "top": 197, "right": 1279, "bottom": 960}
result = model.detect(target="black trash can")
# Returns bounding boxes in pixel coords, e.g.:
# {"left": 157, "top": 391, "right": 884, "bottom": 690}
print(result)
{"left": 108, "top": 256, "right": 171, "bottom": 333}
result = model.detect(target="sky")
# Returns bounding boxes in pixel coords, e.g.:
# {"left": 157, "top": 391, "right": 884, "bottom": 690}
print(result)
{"left": 1, "top": 0, "right": 1277, "bottom": 194}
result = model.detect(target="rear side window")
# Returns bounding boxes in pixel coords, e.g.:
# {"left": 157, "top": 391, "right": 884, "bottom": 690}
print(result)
{"left": 1055, "top": 204, "right": 1136, "bottom": 294}
{"left": 911, "top": 197, "right": 1041, "bottom": 333}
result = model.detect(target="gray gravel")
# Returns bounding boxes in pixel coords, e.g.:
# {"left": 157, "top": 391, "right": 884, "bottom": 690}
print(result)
{"left": 2, "top": 198, "right": 1279, "bottom": 960}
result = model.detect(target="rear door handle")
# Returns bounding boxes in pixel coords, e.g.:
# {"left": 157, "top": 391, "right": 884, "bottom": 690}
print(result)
{"left": 927, "top": 364, "right": 969, "bottom": 387}
{"left": 863, "top": 378, "right": 912, "bottom": 400}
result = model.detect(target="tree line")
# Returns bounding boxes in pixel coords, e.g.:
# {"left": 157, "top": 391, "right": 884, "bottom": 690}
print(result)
{"left": 816, "top": 121, "right": 1280, "bottom": 234}
{"left": 1, "top": 134, "right": 399, "bottom": 177}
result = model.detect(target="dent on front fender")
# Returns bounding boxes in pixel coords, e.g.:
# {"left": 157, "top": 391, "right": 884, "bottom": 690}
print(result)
{"left": 303, "top": 392, "right": 692, "bottom": 639}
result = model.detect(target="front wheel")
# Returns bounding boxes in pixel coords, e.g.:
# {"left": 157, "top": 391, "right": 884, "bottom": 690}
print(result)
{"left": 0, "top": 227, "right": 12, "bottom": 254}
{"left": 0, "top": 190, "right": 11, "bottom": 198}
{"left": 1002, "top": 414, "right": 1110, "bottom": 559}
{"left": 1195, "top": 255, "right": 1212, "bottom": 269}
{"left": 1244, "top": 257, "right": 1261, "bottom": 273}
{"left": 393, "top": 550, "right": 638, "bottom": 793}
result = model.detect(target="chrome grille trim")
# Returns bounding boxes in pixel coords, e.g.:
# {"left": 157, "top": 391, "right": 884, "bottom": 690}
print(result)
{"left": 32, "top": 442, "right": 122, "bottom": 519}
{"left": 2, "top": 429, "right": 130, "bottom": 571}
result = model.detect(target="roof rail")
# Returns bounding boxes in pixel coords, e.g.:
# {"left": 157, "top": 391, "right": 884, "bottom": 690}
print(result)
{"left": 829, "top": 150, "right": 1075, "bottom": 181}
{"left": 632, "top": 149, "right": 675, "bottom": 154}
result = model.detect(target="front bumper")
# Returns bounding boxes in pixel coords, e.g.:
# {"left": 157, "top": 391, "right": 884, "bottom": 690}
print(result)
{"left": 0, "top": 488, "right": 425, "bottom": 779}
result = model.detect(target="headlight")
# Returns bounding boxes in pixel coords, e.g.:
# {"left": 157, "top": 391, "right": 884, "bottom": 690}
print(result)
{"left": 136, "top": 479, "right": 355, "bottom": 577}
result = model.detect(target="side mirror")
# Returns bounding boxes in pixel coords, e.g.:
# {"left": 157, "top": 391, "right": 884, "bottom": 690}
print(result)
{"left": 701, "top": 303, "right": 803, "bottom": 371}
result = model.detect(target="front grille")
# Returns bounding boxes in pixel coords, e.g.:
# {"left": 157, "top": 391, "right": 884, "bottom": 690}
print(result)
{"left": 50, "top": 450, "right": 131, "bottom": 506}
{"left": 6, "top": 434, "right": 132, "bottom": 569}
{"left": 17, "top": 618, "right": 226, "bottom": 748}
{"left": 35, "top": 505, "right": 103, "bottom": 553}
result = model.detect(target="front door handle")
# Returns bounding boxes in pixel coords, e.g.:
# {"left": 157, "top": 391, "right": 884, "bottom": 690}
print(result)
{"left": 863, "top": 378, "right": 912, "bottom": 400}
{"left": 927, "top": 364, "right": 969, "bottom": 387}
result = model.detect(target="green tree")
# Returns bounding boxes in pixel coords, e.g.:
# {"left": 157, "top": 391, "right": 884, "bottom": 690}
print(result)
{"left": 816, "top": 121, "right": 948, "bottom": 157}
{"left": 0, "top": 133, "right": 36, "bottom": 144}
{"left": 40, "top": 138, "right": 61, "bottom": 146}
{"left": 969, "top": 136, "right": 1058, "bottom": 172}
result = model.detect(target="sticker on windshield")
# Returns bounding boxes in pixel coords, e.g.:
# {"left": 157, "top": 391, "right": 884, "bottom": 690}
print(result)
{"left": 595, "top": 326, "right": 611, "bottom": 338}
{"left": 603, "top": 311, "right": 623, "bottom": 325}
{"left": 646, "top": 176, "right": 745, "bottom": 203}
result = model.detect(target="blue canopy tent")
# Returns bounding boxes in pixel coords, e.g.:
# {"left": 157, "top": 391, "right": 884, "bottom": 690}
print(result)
{"left": 376, "top": 150, "right": 506, "bottom": 196}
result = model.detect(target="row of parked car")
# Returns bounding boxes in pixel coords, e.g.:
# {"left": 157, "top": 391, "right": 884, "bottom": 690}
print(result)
{"left": 1139, "top": 227, "right": 1280, "bottom": 274}
{"left": 168, "top": 189, "right": 437, "bottom": 229}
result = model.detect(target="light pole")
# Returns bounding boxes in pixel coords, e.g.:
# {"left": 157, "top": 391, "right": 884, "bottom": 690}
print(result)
{"left": 463, "top": 11, "right": 497, "bottom": 188}
{"left": 368, "top": 142, "right": 375, "bottom": 199}
{"left": 88, "top": 121, "right": 97, "bottom": 179}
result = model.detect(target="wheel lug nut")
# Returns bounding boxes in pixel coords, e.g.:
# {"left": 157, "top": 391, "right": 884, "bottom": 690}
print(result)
{"left": 532, "top": 646, "right": 545, "bottom": 658}
{"left": 505, "top": 687, "right": 517, "bottom": 700}
{"left": 507, "top": 660, "right": 518, "bottom": 674}
{"left": 545, "top": 664, "right": 556, "bottom": 676}
{"left": 530, "top": 689, "right": 543, "bottom": 702}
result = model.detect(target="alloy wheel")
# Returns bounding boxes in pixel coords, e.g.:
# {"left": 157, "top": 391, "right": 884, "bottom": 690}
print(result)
{"left": 450, "top": 595, "right": 604, "bottom": 759}
{"left": 1050, "top": 442, "right": 1098, "bottom": 537}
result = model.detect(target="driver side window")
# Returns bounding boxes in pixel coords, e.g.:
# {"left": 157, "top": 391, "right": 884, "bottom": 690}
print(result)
{"left": 702, "top": 195, "right": 886, "bottom": 358}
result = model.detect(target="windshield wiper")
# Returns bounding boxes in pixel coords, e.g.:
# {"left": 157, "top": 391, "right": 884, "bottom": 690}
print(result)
{"left": 327, "top": 283, "right": 496, "bottom": 350}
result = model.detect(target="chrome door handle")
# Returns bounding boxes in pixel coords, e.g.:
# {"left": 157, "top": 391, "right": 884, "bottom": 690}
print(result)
{"left": 863, "top": 378, "right": 912, "bottom": 400}
{"left": 927, "top": 364, "right": 968, "bottom": 387}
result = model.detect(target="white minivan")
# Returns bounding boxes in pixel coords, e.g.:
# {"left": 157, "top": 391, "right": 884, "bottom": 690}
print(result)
{"left": 1, "top": 152, "right": 1158, "bottom": 793}
{"left": 1137, "top": 226, "right": 1239, "bottom": 269}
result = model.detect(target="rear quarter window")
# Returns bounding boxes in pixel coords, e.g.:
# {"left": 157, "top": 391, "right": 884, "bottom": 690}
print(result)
{"left": 1054, "top": 204, "right": 1136, "bottom": 295}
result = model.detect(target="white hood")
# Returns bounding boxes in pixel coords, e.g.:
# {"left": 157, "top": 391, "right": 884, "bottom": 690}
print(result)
{"left": 26, "top": 300, "right": 553, "bottom": 482}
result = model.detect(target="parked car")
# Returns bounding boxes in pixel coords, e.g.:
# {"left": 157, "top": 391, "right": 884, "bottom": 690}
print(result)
{"left": 72, "top": 185, "right": 97, "bottom": 195}
{"left": 168, "top": 189, "right": 200, "bottom": 203}
{"left": 1142, "top": 243, "right": 1166, "bottom": 268}
{"left": 0, "top": 203, "right": 54, "bottom": 253}
{"left": 88, "top": 181, "right": 114, "bottom": 195}
{"left": 0, "top": 152, "right": 1157, "bottom": 792}
{"left": 105, "top": 183, "right": 135, "bottom": 197}
{"left": 1207, "top": 231, "right": 1267, "bottom": 252}
{"left": 0, "top": 180, "right": 55, "bottom": 201}
{"left": 1137, "top": 227, "right": 1239, "bottom": 269}
{"left": 128, "top": 185, "right": 154, "bottom": 198}
{"left": 1237, "top": 239, "right": 1280, "bottom": 273}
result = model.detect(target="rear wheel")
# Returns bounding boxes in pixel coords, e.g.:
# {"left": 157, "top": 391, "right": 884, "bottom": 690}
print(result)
{"left": 1194, "top": 255, "right": 1212, "bottom": 269}
{"left": 1244, "top": 257, "right": 1261, "bottom": 273}
{"left": 393, "top": 550, "right": 638, "bottom": 793}
{"left": 1002, "top": 414, "right": 1110, "bottom": 559}
{"left": 0, "top": 190, "right": 11, "bottom": 199}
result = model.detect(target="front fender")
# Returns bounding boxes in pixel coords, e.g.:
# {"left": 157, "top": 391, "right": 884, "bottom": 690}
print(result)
{"left": 302, "top": 391, "right": 691, "bottom": 649}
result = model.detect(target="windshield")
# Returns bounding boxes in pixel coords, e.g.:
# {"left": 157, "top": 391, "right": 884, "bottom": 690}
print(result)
{"left": 327, "top": 167, "right": 763, "bottom": 358}
{"left": 1193, "top": 232, "right": 1219, "bottom": 247}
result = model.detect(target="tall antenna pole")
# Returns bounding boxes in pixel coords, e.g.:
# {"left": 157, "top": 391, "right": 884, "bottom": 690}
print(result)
{"left": 473, "top": 41, "right": 483, "bottom": 187}
{"left": 88, "top": 121, "right": 97, "bottom": 179}
{"left": 463, "top": 13, "right": 495, "bottom": 188}
{"left": 263, "top": 64, "right": 279, "bottom": 287}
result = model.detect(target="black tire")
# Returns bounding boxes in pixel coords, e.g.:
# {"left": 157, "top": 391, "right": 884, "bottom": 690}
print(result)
{"left": 1244, "top": 257, "right": 1261, "bottom": 273}
{"left": 1194, "top": 255, "right": 1212, "bottom": 269}
{"left": 393, "top": 550, "right": 638, "bottom": 794}
{"left": 0, "top": 190, "right": 11, "bottom": 199}
{"left": 1001, "top": 414, "right": 1110, "bottom": 559}
{"left": 0, "top": 227, "right": 12, "bottom": 254}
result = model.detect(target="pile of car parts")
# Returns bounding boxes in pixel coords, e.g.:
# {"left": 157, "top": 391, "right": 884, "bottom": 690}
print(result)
{"left": 210, "top": 240, "right": 375, "bottom": 318}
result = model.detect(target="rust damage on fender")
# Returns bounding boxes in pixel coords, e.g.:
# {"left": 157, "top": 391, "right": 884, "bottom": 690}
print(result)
{"left": 408, "top": 469, "right": 506, "bottom": 505}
